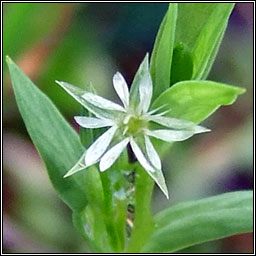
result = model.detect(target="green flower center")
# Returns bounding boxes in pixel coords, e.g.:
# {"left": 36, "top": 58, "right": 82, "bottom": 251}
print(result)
{"left": 123, "top": 115, "right": 147, "bottom": 136}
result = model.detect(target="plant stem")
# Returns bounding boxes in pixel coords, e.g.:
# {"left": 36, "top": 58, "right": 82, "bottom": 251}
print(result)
{"left": 100, "top": 171, "right": 123, "bottom": 252}
{"left": 125, "top": 165, "right": 155, "bottom": 252}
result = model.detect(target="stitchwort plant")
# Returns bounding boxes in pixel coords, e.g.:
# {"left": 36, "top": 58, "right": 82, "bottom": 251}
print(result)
{"left": 6, "top": 3, "right": 252, "bottom": 253}
{"left": 56, "top": 57, "right": 210, "bottom": 199}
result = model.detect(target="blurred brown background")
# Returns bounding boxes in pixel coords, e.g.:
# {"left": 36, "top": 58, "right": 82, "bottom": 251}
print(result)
{"left": 3, "top": 3, "right": 253, "bottom": 253}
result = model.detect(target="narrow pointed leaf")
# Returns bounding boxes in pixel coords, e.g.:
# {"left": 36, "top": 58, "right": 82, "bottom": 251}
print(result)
{"left": 174, "top": 3, "right": 234, "bottom": 80}
{"left": 6, "top": 57, "right": 88, "bottom": 211}
{"left": 191, "top": 4, "right": 234, "bottom": 79}
{"left": 150, "top": 3, "right": 178, "bottom": 100}
{"left": 142, "top": 191, "right": 253, "bottom": 253}
{"left": 152, "top": 80, "right": 245, "bottom": 124}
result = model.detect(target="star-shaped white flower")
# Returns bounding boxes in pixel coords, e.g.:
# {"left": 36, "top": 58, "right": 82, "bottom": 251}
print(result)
{"left": 56, "top": 54, "right": 210, "bottom": 198}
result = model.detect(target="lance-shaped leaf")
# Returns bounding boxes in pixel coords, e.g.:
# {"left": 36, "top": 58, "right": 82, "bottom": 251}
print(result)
{"left": 6, "top": 56, "right": 88, "bottom": 211}
{"left": 142, "top": 191, "right": 253, "bottom": 253}
{"left": 150, "top": 3, "right": 178, "bottom": 100}
{"left": 174, "top": 3, "right": 234, "bottom": 80}
{"left": 191, "top": 3, "right": 234, "bottom": 79}
{"left": 152, "top": 80, "right": 245, "bottom": 124}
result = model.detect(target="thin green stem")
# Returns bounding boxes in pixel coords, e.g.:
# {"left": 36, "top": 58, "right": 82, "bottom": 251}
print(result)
{"left": 125, "top": 165, "right": 155, "bottom": 252}
{"left": 100, "top": 171, "right": 123, "bottom": 252}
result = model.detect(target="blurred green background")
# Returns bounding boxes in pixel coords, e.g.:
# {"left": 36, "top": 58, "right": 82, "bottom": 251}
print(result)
{"left": 3, "top": 3, "right": 253, "bottom": 253}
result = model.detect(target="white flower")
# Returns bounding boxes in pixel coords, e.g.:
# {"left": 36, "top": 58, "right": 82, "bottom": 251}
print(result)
{"left": 56, "top": 54, "right": 210, "bottom": 198}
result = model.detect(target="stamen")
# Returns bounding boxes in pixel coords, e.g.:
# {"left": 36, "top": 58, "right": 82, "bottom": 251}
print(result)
{"left": 154, "top": 108, "right": 172, "bottom": 117}
{"left": 123, "top": 114, "right": 132, "bottom": 125}
{"left": 146, "top": 104, "right": 168, "bottom": 116}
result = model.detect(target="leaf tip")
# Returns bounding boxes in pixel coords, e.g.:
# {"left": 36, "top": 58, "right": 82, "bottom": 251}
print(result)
{"left": 238, "top": 87, "right": 246, "bottom": 95}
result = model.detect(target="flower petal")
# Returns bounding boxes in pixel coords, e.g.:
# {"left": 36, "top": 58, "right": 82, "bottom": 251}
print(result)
{"left": 74, "top": 116, "right": 114, "bottom": 128}
{"left": 82, "top": 92, "right": 125, "bottom": 112}
{"left": 130, "top": 137, "right": 169, "bottom": 199}
{"left": 139, "top": 71, "right": 153, "bottom": 114}
{"left": 99, "top": 138, "right": 129, "bottom": 172}
{"left": 145, "top": 129, "right": 195, "bottom": 142}
{"left": 85, "top": 126, "right": 117, "bottom": 166}
{"left": 148, "top": 166, "right": 169, "bottom": 199}
{"left": 144, "top": 135, "right": 161, "bottom": 169}
{"left": 56, "top": 80, "right": 117, "bottom": 120}
{"left": 130, "top": 137, "right": 155, "bottom": 173}
{"left": 64, "top": 152, "right": 87, "bottom": 178}
{"left": 129, "top": 54, "right": 153, "bottom": 113}
{"left": 113, "top": 72, "right": 130, "bottom": 109}
{"left": 149, "top": 115, "right": 193, "bottom": 128}
{"left": 194, "top": 126, "right": 211, "bottom": 134}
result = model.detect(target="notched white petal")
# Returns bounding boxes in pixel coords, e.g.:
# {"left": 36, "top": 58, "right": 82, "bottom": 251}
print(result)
{"left": 144, "top": 135, "right": 161, "bottom": 170}
{"left": 146, "top": 129, "right": 195, "bottom": 142}
{"left": 130, "top": 138, "right": 169, "bottom": 199}
{"left": 85, "top": 126, "right": 117, "bottom": 166}
{"left": 56, "top": 80, "right": 115, "bottom": 120}
{"left": 149, "top": 169, "right": 169, "bottom": 199}
{"left": 193, "top": 126, "right": 211, "bottom": 134}
{"left": 149, "top": 115, "right": 211, "bottom": 134}
{"left": 113, "top": 72, "right": 130, "bottom": 109}
{"left": 130, "top": 137, "right": 155, "bottom": 173}
{"left": 74, "top": 116, "right": 114, "bottom": 129}
{"left": 139, "top": 73, "right": 153, "bottom": 114}
{"left": 82, "top": 92, "right": 125, "bottom": 112}
{"left": 100, "top": 138, "right": 129, "bottom": 172}
{"left": 149, "top": 115, "right": 195, "bottom": 129}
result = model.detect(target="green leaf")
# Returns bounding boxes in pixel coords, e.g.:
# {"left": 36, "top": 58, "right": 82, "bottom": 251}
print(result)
{"left": 6, "top": 56, "right": 88, "bottom": 211}
{"left": 152, "top": 80, "right": 245, "bottom": 124}
{"left": 174, "top": 3, "right": 234, "bottom": 80}
{"left": 142, "top": 191, "right": 253, "bottom": 253}
{"left": 191, "top": 4, "right": 234, "bottom": 79}
{"left": 150, "top": 3, "right": 177, "bottom": 100}
{"left": 170, "top": 42, "right": 193, "bottom": 85}
{"left": 72, "top": 210, "right": 103, "bottom": 253}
